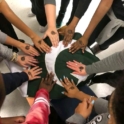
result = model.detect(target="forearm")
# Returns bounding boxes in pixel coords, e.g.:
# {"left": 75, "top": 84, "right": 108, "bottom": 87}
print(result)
{"left": 0, "top": 1, "right": 38, "bottom": 40}
{"left": 45, "top": 4, "right": 56, "bottom": 28}
{"left": 85, "top": 50, "right": 124, "bottom": 74}
{"left": 76, "top": 91, "right": 97, "bottom": 102}
{"left": 5, "top": 36, "right": 23, "bottom": 49}
{"left": 75, "top": 0, "right": 92, "bottom": 20}
{"left": 83, "top": 0, "right": 113, "bottom": 40}
{"left": 2, "top": 72, "right": 28, "bottom": 95}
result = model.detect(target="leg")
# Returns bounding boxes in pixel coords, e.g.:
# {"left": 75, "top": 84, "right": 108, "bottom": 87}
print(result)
{"left": 34, "top": 0, "right": 47, "bottom": 27}
{"left": 66, "top": 0, "right": 80, "bottom": 25}
{"left": 99, "top": 27, "right": 124, "bottom": 50}
{"left": 56, "top": 0, "right": 70, "bottom": 27}
{"left": 51, "top": 85, "right": 96, "bottom": 121}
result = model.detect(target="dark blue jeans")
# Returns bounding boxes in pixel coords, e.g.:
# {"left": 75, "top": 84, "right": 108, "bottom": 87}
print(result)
{"left": 51, "top": 85, "right": 96, "bottom": 121}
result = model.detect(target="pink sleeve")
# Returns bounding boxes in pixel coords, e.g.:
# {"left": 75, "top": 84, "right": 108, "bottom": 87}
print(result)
{"left": 24, "top": 89, "right": 50, "bottom": 124}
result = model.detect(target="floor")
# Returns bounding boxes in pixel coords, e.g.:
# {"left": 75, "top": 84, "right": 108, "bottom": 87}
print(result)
{"left": 0, "top": 0, "right": 124, "bottom": 117}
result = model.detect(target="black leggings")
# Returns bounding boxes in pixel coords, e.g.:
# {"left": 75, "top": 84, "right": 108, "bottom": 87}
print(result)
{"left": 0, "top": 13, "right": 19, "bottom": 52}
{"left": 30, "top": 0, "right": 47, "bottom": 26}
{"left": 59, "top": 0, "right": 80, "bottom": 25}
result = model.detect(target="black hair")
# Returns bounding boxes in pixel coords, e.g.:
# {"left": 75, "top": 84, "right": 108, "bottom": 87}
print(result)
{"left": 112, "top": 74, "right": 124, "bottom": 124}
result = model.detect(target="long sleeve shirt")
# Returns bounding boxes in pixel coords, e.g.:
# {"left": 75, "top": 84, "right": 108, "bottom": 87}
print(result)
{"left": 24, "top": 89, "right": 50, "bottom": 124}
{"left": 86, "top": 50, "right": 124, "bottom": 74}
{"left": 66, "top": 98, "right": 109, "bottom": 124}
{"left": 2, "top": 72, "right": 29, "bottom": 95}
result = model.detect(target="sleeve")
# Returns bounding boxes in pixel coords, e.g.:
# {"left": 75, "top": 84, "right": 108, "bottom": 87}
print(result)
{"left": 66, "top": 113, "right": 86, "bottom": 124}
{"left": 0, "top": 30, "right": 7, "bottom": 44}
{"left": 25, "top": 89, "right": 50, "bottom": 124}
{"left": 74, "top": 0, "right": 92, "bottom": 19}
{"left": 0, "top": 43, "right": 13, "bottom": 61}
{"left": 2, "top": 72, "right": 29, "bottom": 95}
{"left": 44, "top": 0, "right": 56, "bottom": 5}
{"left": 94, "top": 98, "right": 108, "bottom": 114}
{"left": 86, "top": 50, "right": 124, "bottom": 74}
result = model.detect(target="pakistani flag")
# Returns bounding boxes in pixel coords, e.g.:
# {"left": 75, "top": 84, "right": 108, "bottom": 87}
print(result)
{"left": 28, "top": 33, "right": 99, "bottom": 99}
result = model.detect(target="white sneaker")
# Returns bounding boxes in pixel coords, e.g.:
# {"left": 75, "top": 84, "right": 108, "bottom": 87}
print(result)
{"left": 28, "top": 10, "right": 35, "bottom": 17}
{"left": 39, "top": 25, "right": 48, "bottom": 33}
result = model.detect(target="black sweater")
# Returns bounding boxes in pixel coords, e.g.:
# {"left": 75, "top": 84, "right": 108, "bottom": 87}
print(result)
{"left": 2, "top": 72, "right": 29, "bottom": 95}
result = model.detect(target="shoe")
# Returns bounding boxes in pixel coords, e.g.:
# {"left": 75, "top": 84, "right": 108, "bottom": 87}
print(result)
{"left": 28, "top": 10, "right": 35, "bottom": 17}
{"left": 39, "top": 25, "right": 48, "bottom": 33}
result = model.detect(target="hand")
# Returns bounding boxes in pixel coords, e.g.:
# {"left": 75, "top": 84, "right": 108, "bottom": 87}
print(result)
{"left": 63, "top": 25, "right": 75, "bottom": 47}
{"left": 69, "top": 36, "right": 88, "bottom": 53}
{"left": 60, "top": 77, "right": 80, "bottom": 98}
{"left": 24, "top": 66, "right": 42, "bottom": 80}
{"left": 39, "top": 72, "right": 56, "bottom": 92}
{"left": 16, "top": 55, "right": 38, "bottom": 67}
{"left": 75, "top": 99, "right": 93, "bottom": 119}
{"left": 34, "top": 39, "right": 51, "bottom": 53}
{"left": 43, "top": 27, "right": 59, "bottom": 47}
{"left": 1, "top": 116, "right": 25, "bottom": 124}
{"left": 66, "top": 60, "right": 87, "bottom": 76}
{"left": 19, "top": 43, "right": 40, "bottom": 56}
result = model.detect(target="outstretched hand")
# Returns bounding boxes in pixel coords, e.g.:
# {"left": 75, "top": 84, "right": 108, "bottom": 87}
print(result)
{"left": 69, "top": 36, "right": 88, "bottom": 53}
{"left": 39, "top": 72, "right": 56, "bottom": 92}
{"left": 43, "top": 27, "right": 59, "bottom": 47}
{"left": 66, "top": 60, "right": 87, "bottom": 76}
{"left": 24, "top": 66, "right": 42, "bottom": 80}
{"left": 60, "top": 77, "right": 80, "bottom": 98}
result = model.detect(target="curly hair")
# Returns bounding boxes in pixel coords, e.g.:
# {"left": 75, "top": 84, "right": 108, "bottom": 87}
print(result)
{"left": 112, "top": 75, "right": 124, "bottom": 124}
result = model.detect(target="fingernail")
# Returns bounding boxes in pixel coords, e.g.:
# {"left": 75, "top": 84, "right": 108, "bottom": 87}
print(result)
{"left": 91, "top": 100, "right": 95, "bottom": 105}
{"left": 71, "top": 79, "right": 74, "bottom": 82}
{"left": 60, "top": 78, "right": 62, "bottom": 81}
{"left": 61, "top": 91, "right": 64, "bottom": 94}
{"left": 63, "top": 76, "right": 65, "bottom": 79}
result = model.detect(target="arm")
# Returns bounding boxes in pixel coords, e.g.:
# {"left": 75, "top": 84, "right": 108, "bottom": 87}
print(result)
{"left": 0, "top": 0, "right": 40, "bottom": 42}
{"left": 2, "top": 72, "right": 28, "bottom": 95}
{"left": 25, "top": 89, "right": 50, "bottom": 124}
{"left": 69, "top": 0, "right": 92, "bottom": 28}
{"left": 86, "top": 50, "right": 124, "bottom": 74}
{"left": 83, "top": 0, "right": 113, "bottom": 40}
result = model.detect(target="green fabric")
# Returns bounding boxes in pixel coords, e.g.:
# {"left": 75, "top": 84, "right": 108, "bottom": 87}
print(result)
{"left": 28, "top": 33, "right": 99, "bottom": 99}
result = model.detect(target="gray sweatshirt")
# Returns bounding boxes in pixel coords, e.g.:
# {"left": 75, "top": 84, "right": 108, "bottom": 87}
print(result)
{"left": 86, "top": 50, "right": 124, "bottom": 74}
{"left": 66, "top": 98, "right": 109, "bottom": 124}
{"left": 44, "top": 0, "right": 92, "bottom": 19}
{"left": 0, "top": 31, "right": 13, "bottom": 61}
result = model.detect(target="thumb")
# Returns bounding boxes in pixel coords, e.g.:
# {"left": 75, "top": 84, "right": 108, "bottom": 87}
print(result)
{"left": 43, "top": 33, "right": 47, "bottom": 39}
{"left": 88, "top": 100, "right": 94, "bottom": 110}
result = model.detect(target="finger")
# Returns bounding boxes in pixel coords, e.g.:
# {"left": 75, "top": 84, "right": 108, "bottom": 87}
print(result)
{"left": 52, "top": 80, "right": 56, "bottom": 86}
{"left": 41, "top": 78, "right": 44, "bottom": 83}
{"left": 60, "top": 79, "right": 66, "bottom": 88}
{"left": 66, "top": 62, "right": 78, "bottom": 68}
{"left": 26, "top": 62, "right": 37, "bottom": 67}
{"left": 73, "top": 60, "right": 82, "bottom": 65}
{"left": 88, "top": 100, "right": 95, "bottom": 109}
{"left": 71, "top": 79, "right": 76, "bottom": 86}
{"left": 32, "top": 76, "right": 41, "bottom": 80}
{"left": 32, "top": 66, "right": 40, "bottom": 71}
{"left": 49, "top": 36, "right": 55, "bottom": 47}
{"left": 45, "top": 73, "right": 49, "bottom": 80}
{"left": 62, "top": 91, "right": 68, "bottom": 96}
{"left": 28, "top": 58, "right": 38, "bottom": 63}
{"left": 43, "top": 33, "right": 47, "bottom": 39}
{"left": 72, "top": 71, "right": 82, "bottom": 75}
{"left": 66, "top": 65, "right": 79, "bottom": 71}
{"left": 82, "top": 47, "right": 85, "bottom": 53}
{"left": 64, "top": 77, "right": 70, "bottom": 86}
{"left": 39, "top": 47, "right": 44, "bottom": 53}
{"left": 43, "top": 44, "right": 51, "bottom": 53}
{"left": 34, "top": 71, "right": 42, "bottom": 76}
{"left": 31, "top": 47, "right": 40, "bottom": 56}
{"left": 34, "top": 68, "right": 42, "bottom": 73}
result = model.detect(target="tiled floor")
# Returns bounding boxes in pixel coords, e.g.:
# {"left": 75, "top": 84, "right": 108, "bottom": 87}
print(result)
{"left": 0, "top": 0, "right": 124, "bottom": 117}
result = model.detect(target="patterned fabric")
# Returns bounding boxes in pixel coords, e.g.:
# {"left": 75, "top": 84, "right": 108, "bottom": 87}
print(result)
{"left": 24, "top": 89, "right": 50, "bottom": 124}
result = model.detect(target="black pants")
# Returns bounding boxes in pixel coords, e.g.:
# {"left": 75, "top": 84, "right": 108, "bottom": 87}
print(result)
{"left": 0, "top": 13, "right": 19, "bottom": 52}
{"left": 88, "top": 15, "right": 124, "bottom": 50}
{"left": 59, "top": 0, "right": 80, "bottom": 25}
{"left": 30, "top": 0, "right": 47, "bottom": 26}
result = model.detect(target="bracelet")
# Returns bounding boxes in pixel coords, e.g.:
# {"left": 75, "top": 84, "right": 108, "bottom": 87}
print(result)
{"left": 14, "top": 53, "right": 18, "bottom": 62}
{"left": 11, "top": 52, "right": 18, "bottom": 62}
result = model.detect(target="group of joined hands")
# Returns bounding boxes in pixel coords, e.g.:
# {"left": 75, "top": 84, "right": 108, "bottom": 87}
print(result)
{"left": 17, "top": 27, "right": 87, "bottom": 81}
